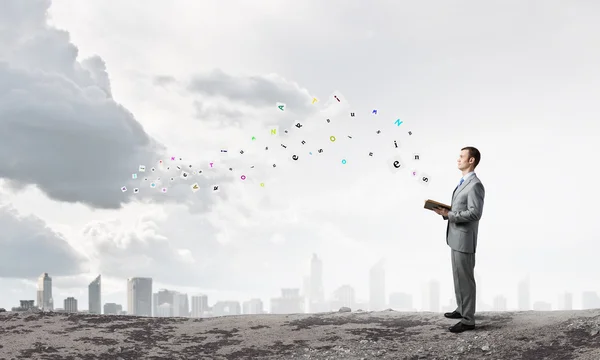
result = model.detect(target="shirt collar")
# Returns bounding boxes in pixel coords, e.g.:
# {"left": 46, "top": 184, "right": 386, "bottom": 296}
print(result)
{"left": 462, "top": 171, "right": 475, "bottom": 181}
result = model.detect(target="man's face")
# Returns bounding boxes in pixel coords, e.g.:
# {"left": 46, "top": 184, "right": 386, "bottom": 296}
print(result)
{"left": 457, "top": 149, "right": 473, "bottom": 171}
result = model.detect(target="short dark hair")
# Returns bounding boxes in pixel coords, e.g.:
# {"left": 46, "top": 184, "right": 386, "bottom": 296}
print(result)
{"left": 461, "top": 146, "right": 481, "bottom": 168}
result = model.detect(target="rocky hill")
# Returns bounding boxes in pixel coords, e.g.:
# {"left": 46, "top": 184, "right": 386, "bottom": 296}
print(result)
{"left": 0, "top": 309, "right": 599, "bottom": 359}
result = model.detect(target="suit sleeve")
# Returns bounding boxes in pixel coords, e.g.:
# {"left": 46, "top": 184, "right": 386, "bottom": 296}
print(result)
{"left": 448, "top": 182, "right": 485, "bottom": 223}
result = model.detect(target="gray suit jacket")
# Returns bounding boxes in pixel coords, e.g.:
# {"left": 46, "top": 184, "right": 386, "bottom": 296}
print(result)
{"left": 443, "top": 174, "right": 485, "bottom": 254}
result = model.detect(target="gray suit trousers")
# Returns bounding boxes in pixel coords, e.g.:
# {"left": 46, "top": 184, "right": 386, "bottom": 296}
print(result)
{"left": 451, "top": 249, "right": 476, "bottom": 325}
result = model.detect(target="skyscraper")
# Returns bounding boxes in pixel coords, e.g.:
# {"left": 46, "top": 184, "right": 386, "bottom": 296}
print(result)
{"left": 308, "top": 254, "right": 325, "bottom": 312}
{"left": 152, "top": 293, "right": 159, "bottom": 317}
{"left": 153, "top": 289, "right": 189, "bottom": 317}
{"left": 558, "top": 292, "right": 573, "bottom": 310}
{"left": 242, "top": 299, "right": 264, "bottom": 314}
{"left": 517, "top": 276, "right": 530, "bottom": 311}
{"left": 37, "top": 273, "right": 53, "bottom": 311}
{"left": 422, "top": 279, "right": 440, "bottom": 312}
{"left": 369, "top": 258, "right": 386, "bottom": 311}
{"left": 270, "top": 288, "right": 304, "bottom": 314}
{"left": 173, "top": 292, "right": 189, "bottom": 317}
{"left": 127, "top": 277, "right": 152, "bottom": 316}
{"left": 103, "top": 303, "right": 123, "bottom": 315}
{"left": 332, "top": 285, "right": 356, "bottom": 309}
{"left": 191, "top": 295, "right": 209, "bottom": 318}
{"left": 156, "top": 303, "right": 171, "bottom": 317}
{"left": 213, "top": 301, "right": 241, "bottom": 316}
{"left": 582, "top": 291, "right": 600, "bottom": 309}
{"left": 301, "top": 276, "right": 310, "bottom": 312}
{"left": 493, "top": 295, "right": 507, "bottom": 311}
{"left": 64, "top": 297, "right": 78, "bottom": 313}
{"left": 154, "top": 289, "right": 174, "bottom": 317}
{"left": 88, "top": 275, "right": 101, "bottom": 314}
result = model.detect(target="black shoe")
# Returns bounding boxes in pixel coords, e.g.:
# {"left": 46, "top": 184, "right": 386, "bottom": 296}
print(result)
{"left": 444, "top": 311, "right": 462, "bottom": 319}
{"left": 449, "top": 321, "right": 475, "bottom": 333}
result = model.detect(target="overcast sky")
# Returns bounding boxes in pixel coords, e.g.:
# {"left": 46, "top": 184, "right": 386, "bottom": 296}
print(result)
{"left": 1, "top": 0, "right": 599, "bottom": 312}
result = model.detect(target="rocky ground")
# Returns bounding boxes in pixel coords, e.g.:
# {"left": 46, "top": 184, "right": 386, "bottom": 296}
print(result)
{"left": 0, "top": 308, "right": 599, "bottom": 359}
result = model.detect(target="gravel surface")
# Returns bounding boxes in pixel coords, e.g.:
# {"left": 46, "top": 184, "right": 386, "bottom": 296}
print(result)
{"left": 0, "top": 309, "right": 599, "bottom": 359}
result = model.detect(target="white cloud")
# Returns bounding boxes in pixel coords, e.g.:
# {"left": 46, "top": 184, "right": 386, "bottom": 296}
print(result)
{"left": 0, "top": 0, "right": 167, "bottom": 209}
{"left": 0, "top": 203, "right": 88, "bottom": 278}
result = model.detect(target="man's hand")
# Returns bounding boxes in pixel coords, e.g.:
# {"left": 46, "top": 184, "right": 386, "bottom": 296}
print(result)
{"left": 433, "top": 207, "right": 449, "bottom": 217}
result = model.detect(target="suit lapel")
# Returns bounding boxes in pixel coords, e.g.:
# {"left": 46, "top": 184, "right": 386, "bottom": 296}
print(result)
{"left": 452, "top": 176, "right": 475, "bottom": 203}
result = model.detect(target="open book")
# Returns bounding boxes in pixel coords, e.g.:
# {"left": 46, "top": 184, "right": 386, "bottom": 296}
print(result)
{"left": 424, "top": 199, "right": 451, "bottom": 211}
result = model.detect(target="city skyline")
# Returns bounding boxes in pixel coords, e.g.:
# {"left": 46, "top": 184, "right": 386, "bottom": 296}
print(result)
{"left": 8, "top": 264, "right": 600, "bottom": 315}
{"left": 1, "top": 0, "right": 599, "bottom": 316}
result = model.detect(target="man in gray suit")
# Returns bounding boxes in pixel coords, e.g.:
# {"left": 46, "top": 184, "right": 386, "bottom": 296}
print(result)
{"left": 433, "top": 146, "right": 485, "bottom": 333}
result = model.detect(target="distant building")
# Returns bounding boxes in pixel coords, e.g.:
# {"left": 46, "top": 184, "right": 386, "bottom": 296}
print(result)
{"left": 11, "top": 300, "right": 36, "bottom": 312}
{"left": 308, "top": 254, "right": 326, "bottom": 313}
{"left": 152, "top": 293, "right": 159, "bottom": 316}
{"left": 301, "top": 276, "right": 311, "bottom": 312}
{"left": 154, "top": 289, "right": 173, "bottom": 317}
{"left": 212, "top": 301, "right": 241, "bottom": 316}
{"left": 37, "top": 273, "right": 53, "bottom": 311}
{"left": 271, "top": 288, "right": 303, "bottom": 314}
{"left": 152, "top": 289, "right": 188, "bottom": 317}
{"left": 64, "top": 297, "right": 78, "bottom": 313}
{"left": 242, "top": 298, "right": 264, "bottom": 314}
{"left": 154, "top": 289, "right": 174, "bottom": 317}
{"left": 517, "top": 276, "right": 530, "bottom": 311}
{"left": 191, "top": 295, "right": 209, "bottom": 318}
{"left": 493, "top": 295, "right": 507, "bottom": 311}
{"left": 103, "top": 303, "right": 123, "bottom": 315}
{"left": 156, "top": 303, "right": 172, "bottom": 317}
{"left": 557, "top": 292, "right": 572, "bottom": 310}
{"left": 422, "top": 279, "right": 441, "bottom": 312}
{"left": 533, "top": 301, "right": 552, "bottom": 311}
{"left": 20, "top": 300, "right": 35, "bottom": 310}
{"left": 173, "top": 292, "right": 189, "bottom": 317}
{"left": 582, "top": 291, "right": 600, "bottom": 309}
{"left": 88, "top": 275, "right": 101, "bottom": 314}
{"left": 369, "top": 259, "right": 386, "bottom": 311}
{"left": 127, "top": 277, "right": 152, "bottom": 316}
{"left": 389, "top": 292, "right": 413, "bottom": 311}
{"left": 331, "top": 285, "right": 356, "bottom": 309}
